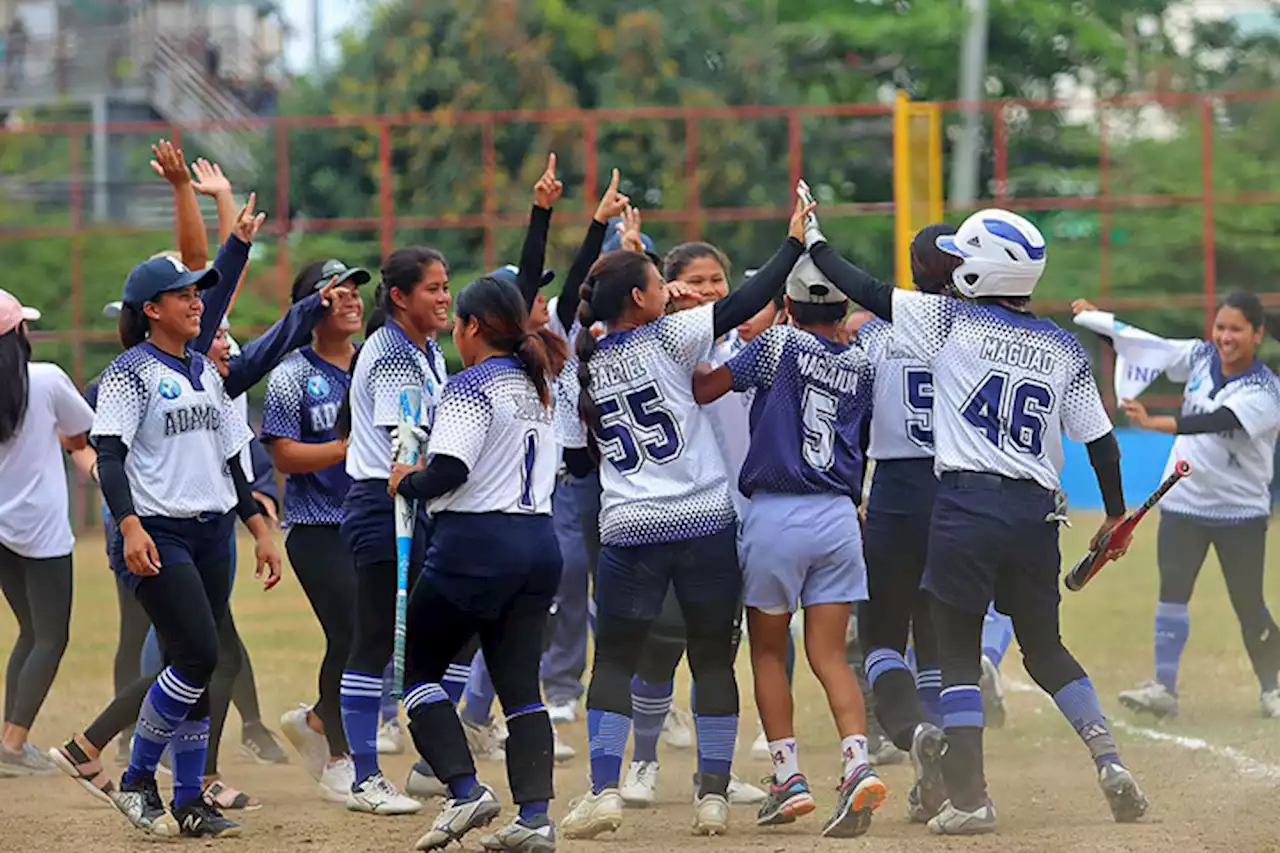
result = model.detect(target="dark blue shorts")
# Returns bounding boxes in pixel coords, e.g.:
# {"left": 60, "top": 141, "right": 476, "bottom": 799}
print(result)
{"left": 596, "top": 523, "right": 741, "bottom": 623}
{"left": 922, "top": 471, "right": 1059, "bottom": 616}
{"left": 340, "top": 479, "right": 429, "bottom": 570}
{"left": 110, "top": 512, "right": 236, "bottom": 592}
{"left": 425, "top": 511, "right": 562, "bottom": 620}
{"left": 864, "top": 458, "right": 938, "bottom": 590}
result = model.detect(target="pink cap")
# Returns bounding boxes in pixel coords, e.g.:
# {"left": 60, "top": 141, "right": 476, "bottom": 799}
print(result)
{"left": 0, "top": 289, "right": 40, "bottom": 336}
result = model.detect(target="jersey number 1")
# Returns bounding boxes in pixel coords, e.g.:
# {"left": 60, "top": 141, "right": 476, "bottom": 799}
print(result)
{"left": 518, "top": 431, "right": 538, "bottom": 512}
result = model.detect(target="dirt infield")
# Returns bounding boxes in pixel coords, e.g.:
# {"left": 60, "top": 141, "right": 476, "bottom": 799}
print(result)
{"left": 2, "top": 520, "right": 1279, "bottom": 853}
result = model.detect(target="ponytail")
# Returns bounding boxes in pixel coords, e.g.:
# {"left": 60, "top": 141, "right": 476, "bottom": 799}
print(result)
{"left": 452, "top": 275, "right": 565, "bottom": 407}
{"left": 0, "top": 327, "right": 32, "bottom": 443}
{"left": 515, "top": 328, "right": 567, "bottom": 408}
{"left": 118, "top": 302, "right": 150, "bottom": 349}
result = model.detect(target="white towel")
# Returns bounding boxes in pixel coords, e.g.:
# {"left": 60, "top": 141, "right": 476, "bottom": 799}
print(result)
{"left": 1073, "top": 310, "right": 1189, "bottom": 400}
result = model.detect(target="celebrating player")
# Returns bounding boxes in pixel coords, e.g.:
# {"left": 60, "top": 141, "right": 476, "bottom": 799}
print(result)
{"left": 0, "top": 291, "right": 94, "bottom": 775}
{"left": 555, "top": 194, "right": 808, "bottom": 839}
{"left": 807, "top": 206, "right": 1148, "bottom": 834}
{"left": 692, "top": 254, "right": 886, "bottom": 837}
{"left": 1074, "top": 294, "right": 1280, "bottom": 719}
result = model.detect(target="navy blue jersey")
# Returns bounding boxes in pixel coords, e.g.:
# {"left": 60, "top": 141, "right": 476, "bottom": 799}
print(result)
{"left": 728, "top": 324, "right": 874, "bottom": 500}
{"left": 261, "top": 347, "right": 352, "bottom": 527}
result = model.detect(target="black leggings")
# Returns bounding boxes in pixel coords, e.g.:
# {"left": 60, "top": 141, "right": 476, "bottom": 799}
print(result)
{"left": 287, "top": 525, "right": 356, "bottom": 756}
{"left": 0, "top": 546, "right": 72, "bottom": 729}
{"left": 1158, "top": 513, "right": 1280, "bottom": 688}
{"left": 347, "top": 558, "right": 412, "bottom": 676}
{"left": 113, "top": 574, "right": 150, "bottom": 701}
{"left": 205, "top": 611, "right": 245, "bottom": 774}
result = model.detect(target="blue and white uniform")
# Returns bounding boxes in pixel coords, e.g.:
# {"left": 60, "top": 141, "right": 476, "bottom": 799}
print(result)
{"left": 729, "top": 324, "right": 873, "bottom": 614}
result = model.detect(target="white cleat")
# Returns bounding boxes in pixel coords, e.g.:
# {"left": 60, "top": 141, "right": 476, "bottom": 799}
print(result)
{"left": 619, "top": 760, "right": 659, "bottom": 807}
{"left": 547, "top": 700, "right": 578, "bottom": 725}
{"left": 346, "top": 773, "right": 423, "bottom": 815}
{"left": 727, "top": 774, "right": 767, "bottom": 806}
{"left": 692, "top": 792, "right": 730, "bottom": 836}
{"left": 318, "top": 757, "right": 355, "bottom": 804}
{"left": 464, "top": 717, "right": 508, "bottom": 762}
{"left": 928, "top": 798, "right": 997, "bottom": 835}
{"left": 377, "top": 720, "right": 406, "bottom": 755}
{"left": 561, "top": 788, "right": 625, "bottom": 839}
{"left": 553, "top": 726, "right": 576, "bottom": 763}
{"left": 1118, "top": 680, "right": 1179, "bottom": 719}
{"left": 751, "top": 725, "right": 770, "bottom": 761}
{"left": 1261, "top": 689, "right": 1280, "bottom": 719}
{"left": 415, "top": 784, "right": 502, "bottom": 851}
{"left": 660, "top": 708, "right": 694, "bottom": 750}
{"left": 406, "top": 763, "right": 448, "bottom": 799}
{"left": 980, "top": 655, "right": 1007, "bottom": 729}
{"left": 280, "top": 705, "right": 329, "bottom": 781}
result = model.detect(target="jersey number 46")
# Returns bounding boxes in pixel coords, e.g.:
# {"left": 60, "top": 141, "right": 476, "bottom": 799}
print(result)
{"left": 962, "top": 371, "right": 1054, "bottom": 456}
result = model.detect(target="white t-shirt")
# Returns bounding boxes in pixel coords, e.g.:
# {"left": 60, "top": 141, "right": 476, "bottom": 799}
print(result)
{"left": 556, "top": 303, "right": 737, "bottom": 546}
{"left": 890, "top": 291, "right": 1114, "bottom": 492}
{"left": 346, "top": 322, "right": 446, "bottom": 481}
{"left": 1157, "top": 340, "right": 1280, "bottom": 521}
{"left": 92, "top": 344, "right": 253, "bottom": 518}
{"left": 0, "top": 363, "right": 95, "bottom": 559}
{"left": 427, "top": 356, "right": 557, "bottom": 516}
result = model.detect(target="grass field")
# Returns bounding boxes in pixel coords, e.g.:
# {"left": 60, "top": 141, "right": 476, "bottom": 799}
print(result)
{"left": 2, "top": 513, "right": 1280, "bottom": 852}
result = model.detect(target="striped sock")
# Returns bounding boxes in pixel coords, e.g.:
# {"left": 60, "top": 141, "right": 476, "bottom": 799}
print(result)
{"left": 939, "top": 684, "right": 983, "bottom": 731}
{"left": 125, "top": 667, "right": 204, "bottom": 785}
{"left": 865, "top": 647, "right": 909, "bottom": 687}
{"left": 341, "top": 670, "right": 384, "bottom": 784}
{"left": 694, "top": 713, "right": 737, "bottom": 777}
{"left": 404, "top": 682, "right": 477, "bottom": 798}
{"left": 171, "top": 718, "right": 210, "bottom": 807}
{"left": 462, "top": 652, "right": 494, "bottom": 724}
{"left": 982, "top": 606, "right": 1015, "bottom": 669}
{"left": 380, "top": 660, "right": 399, "bottom": 724}
{"left": 1053, "top": 677, "right": 1120, "bottom": 770}
{"left": 586, "top": 709, "right": 630, "bottom": 793}
{"left": 916, "top": 668, "right": 943, "bottom": 727}
{"left": 1154, "top": 601, "right": 1190, "bottom": 695}
{"left": 444, "top": 660, "right": 473, "bottom": 707}
{"left": 630, "top": 677, "right": 672, "bottom": 763}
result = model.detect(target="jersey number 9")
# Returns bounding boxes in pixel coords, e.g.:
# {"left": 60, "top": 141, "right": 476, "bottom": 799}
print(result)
{"left": 595, "top": 383, "right": 684, "bottom": 474}
{"left": 962, "top": 371, "right": 1054, "bottom": 456}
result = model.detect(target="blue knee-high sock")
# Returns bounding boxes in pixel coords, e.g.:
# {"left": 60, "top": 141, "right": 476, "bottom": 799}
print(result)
{"left": 1154, "top": 601, "right": 1190, "bottom": 695}
{"left": 1052, "top": 677, "right": 1121, "bottom": 770}
{"left": 693, "top": 712, "right": 737, "bottom": 777}
{"left": 405, "top": 682, "right": 478, "bottom": 800}
{"left": 916, "top": 668, "right": 943, "bottom": 727}
{"left": 125, "top": 667, "right": 204, "bottom": 785}
{"left": 171, "top": 718, "right": 210, "bottom": 807}
{"left": 380, "top": 660, "right": 399, "bottom": 725}
{"left": 462, "top": 651, "right": 494, "bottom": 724}
{"left": 982, "top": 606, "right": 1015, "bottom": 668}
{"left": 341, "top": 670, "right": 384, "bottom": 784}
{"left": 444, "top": 658, "right": 473, "bottom": 708}
{"left": 630, "top": 677, "right": 672, "bottom": 763}
{"left": 586, "top": 709, "right": 631, "bottom": 793}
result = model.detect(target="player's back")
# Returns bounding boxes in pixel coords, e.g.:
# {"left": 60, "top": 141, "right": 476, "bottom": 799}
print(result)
{"left": 890, "top": 292, "right": 1113, "bottom": 491}
{"left": 857, "top": 316, "right": 933, "bottom": 461}
{"left": 556, "top": 304, "right": 735, "bottom": 547}
{"left": 731, "top": 324, "right": 873, "bottom": 499}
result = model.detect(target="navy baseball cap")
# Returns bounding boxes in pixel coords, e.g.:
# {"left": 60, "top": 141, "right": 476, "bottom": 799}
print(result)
{"left": 602, "top": 216, "right": 656, "bottom": 254}
{"left": 121, "top": 256, "right": 219, "bottom": 307}
{"left": 487, "top": 264, "right": 556, "bottom": 289}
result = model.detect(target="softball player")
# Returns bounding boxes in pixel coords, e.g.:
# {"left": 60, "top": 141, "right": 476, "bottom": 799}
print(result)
{"left": 1075, "top": 294, "right": 1280, "bottom": 719}
{"left": 92, "top": 256, "right": 282, "bottom": 839}
{"left": 262, "top": 259, "right": 370, "bottom": 802}
{"left": 556, "top": 198, "right": 808, "bottom": 839}
{"left": 339, "top": 246, "right": 450, "bottom": 816}
{"left": 806, "top": 207, "right": 1148, "bottom": 834}
{"left": 387, "top": 275, "right": 566, "bottom": 852}
{"left": 692, "top": 256, "right": 886, "bottom": 837}
{"left": 0, "top": 291, "right": 94, "bottom": 775}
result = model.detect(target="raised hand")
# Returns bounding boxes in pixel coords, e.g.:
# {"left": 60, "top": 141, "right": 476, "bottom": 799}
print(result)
{"left": 593, "top": 168, "right": 630, "bottom": 224}
{"left": 149, "top": 139, "right": 190, "bottom": 186}
{"left": 796, "top": 179, "right": 823, "bottom": 248}
{"left": 619, "top": 204, "right": 644, "bottom": 253}
{"left": 789, "top": 192, "right": 818, "bottom": 244}
{"left": 233, "top": 192, "right": 267, "bottom": 243}
{"left": 533, "top": 152, "right": 564, "bottom": 209}
{"left": 190, "top": 158, "right": 233, "bottom": 198}
{"left": 1071, "top": 299, "right": 1098, "bottom": 315}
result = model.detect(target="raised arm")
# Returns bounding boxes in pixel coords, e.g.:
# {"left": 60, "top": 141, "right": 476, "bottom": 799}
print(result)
{"left": 151, "top": 139, "right": 208, "bottom": 271}
{"left": 557, "top": 169, "right": 629, "bottom": 331}
{"left": 223, "top": 288, "right": 330, "bottom": 399}
{"left": 710, "top": 196, "right": 811, "bottom": 337}
{"left": 518, "top": 153, "right": 562, "bottom": 309}
{"left": 194, "top": 195, "right": 267, "bottom": 354}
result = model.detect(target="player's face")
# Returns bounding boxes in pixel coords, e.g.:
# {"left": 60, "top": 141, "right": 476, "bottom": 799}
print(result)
{"left": 322, "top": 283, "right": 364, "bottom": 337}
{"left": 396, "top": 260, "right": 451, "bottom": 334}
{"left": 208, "top": 327, "right": 231, "bottom": 375}
{"left": 452, "top": 314, "right": 480, "bottom": 367}
{"left": 678, "top": 256, "right": 729, "bottom": 304}
{"left": 631, "top": 262, "right": 667, "bottom": 324}
{"left": 529, "top": 291, "right": 550, "bottom": 329}
{"left": 736, "top": 302, "right": 779, "bottom": 343}
{"left": 1213, "top": 305, "right": 1263, "bottom": 366}
{"left": 145, "top": 285, "right": 203, "bottom": 341}
{"left": 844, "top": 310, "right": 872, "bottom": 340}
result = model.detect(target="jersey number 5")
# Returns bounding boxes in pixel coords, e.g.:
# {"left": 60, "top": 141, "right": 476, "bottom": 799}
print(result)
{"left": 802, "top": 386, "right": 838, "bottom": 471}
{"left": 595, "top": 382, "right": 684, "bottom": 474}
{"left": 904, "top": 368, "right": 934, "bottom": 449}
{"left": 962, "top": 371, "right": 1054, "bottom": 455}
